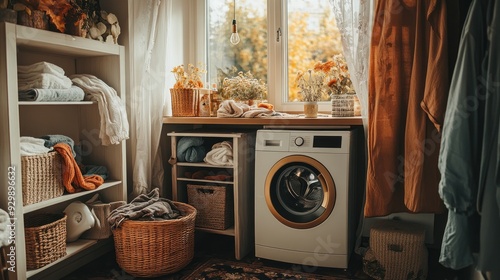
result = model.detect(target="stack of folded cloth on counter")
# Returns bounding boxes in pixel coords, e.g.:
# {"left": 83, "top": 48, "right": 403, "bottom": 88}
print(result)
{"left": 18, "top": 61, "right": 85, "bottom": 102}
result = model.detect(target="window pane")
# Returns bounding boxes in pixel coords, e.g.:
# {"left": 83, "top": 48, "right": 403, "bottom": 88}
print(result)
{"left": 207, "top": 0, "right": 268, "bottom": 99}
{"left": 287, "top": 0, "right": 343, "bottom": 102}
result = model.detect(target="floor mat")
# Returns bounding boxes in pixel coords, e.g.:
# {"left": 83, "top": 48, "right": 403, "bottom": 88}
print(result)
{"left": 183, "top": 258, "right": 354, "bottom": 280}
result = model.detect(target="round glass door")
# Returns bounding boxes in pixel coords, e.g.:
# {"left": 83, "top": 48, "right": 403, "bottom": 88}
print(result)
{"left": 265, "top": 155, "right": 336, "bottom": 229}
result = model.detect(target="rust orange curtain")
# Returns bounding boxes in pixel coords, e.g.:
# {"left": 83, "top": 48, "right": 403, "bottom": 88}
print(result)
{"left": 365, "top": 0, "right": 453, "bottom": 217}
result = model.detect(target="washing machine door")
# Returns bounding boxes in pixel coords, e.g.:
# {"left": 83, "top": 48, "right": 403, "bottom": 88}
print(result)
{"left": 265, "top": 155, "right": 336, "bottom": 229}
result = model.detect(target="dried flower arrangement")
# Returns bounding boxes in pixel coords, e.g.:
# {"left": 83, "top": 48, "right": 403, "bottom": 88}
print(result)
{"left": 295, "top": 53, "right": 355, "bottom": 102}
{"left": 324, "top": 54, "right": 355, "bottom": 95}
{"left": 171, "top": 63, "right": 206, "bottom": 89}
{"left": 219, "top": 70, "right": 267, "bottom": 101}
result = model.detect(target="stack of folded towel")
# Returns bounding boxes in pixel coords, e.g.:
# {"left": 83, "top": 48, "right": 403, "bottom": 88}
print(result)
{"left": 18, "top": 61, "right": 84, "bottom": 102}
{"left": 0, "top": 208, "right": 11, "bottom": 247}
{"left": 204, "top": 141, "right": 233, "bottom": 166}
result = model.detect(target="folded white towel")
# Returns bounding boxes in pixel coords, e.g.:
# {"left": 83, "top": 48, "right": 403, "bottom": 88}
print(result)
{"left": 204, "top": 141, "right": 233, "bottom": 166}
{"left": 70, "top": 74, "right": 129, "bottom": 146}
{"left": 20, "top": 136, "right": 53, "bottom": 156}
{"left": 217, "top": 99, "right": 274, "bottom": 118}
{"left": 18, "top": 73, "right": 73, "bottom": 91}
{"left": 0, "top": 208, "right": 11, "bottom": 247}
{"left": 18, "top": 86, "right": 85, "bottom": 102}
{"left": 17, "top": 61, "right": 66, "bottom": 78}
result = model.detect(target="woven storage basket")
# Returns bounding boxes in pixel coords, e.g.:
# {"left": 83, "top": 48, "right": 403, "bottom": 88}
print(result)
{"left": 187, "top": 184, "right": 233, "bottom": 230}
{"left": 170, "top": 88, "right": 213, "bottom": 117}
{"left": 363, "top": 219, "right": 428, "bottom": 280}
{"left": 112, "top": 202, "right": 196, "bottom": 278}
{"left": 24, "top": 213, "right": 67, "bottom": 270}
{"left": 21, "top": 152, "right": 64, "bottom": 206}
{"left": 81, "top": 200, "right": 126, "bottom": 240}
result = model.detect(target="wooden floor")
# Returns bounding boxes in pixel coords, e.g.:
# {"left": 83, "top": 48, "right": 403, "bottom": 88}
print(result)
{"left": 61, "top": 232, "right": 474, "bottom": 280}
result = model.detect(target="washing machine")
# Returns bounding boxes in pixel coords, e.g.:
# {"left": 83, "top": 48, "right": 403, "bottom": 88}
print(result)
{"left": 254, "top": 129, "right": 357, "bottom": 269}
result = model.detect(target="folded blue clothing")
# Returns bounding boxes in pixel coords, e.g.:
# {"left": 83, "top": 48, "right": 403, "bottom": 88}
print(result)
{"left": 177, "top": 137, "right": 206, "bottom": 162}
{"left": 40, "top": 134, "right": 76, "bottom": 157}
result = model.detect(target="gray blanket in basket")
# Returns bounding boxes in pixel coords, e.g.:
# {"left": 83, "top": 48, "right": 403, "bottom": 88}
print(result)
{"left": 108, "top": 188, "right": 181, "bottom": 229}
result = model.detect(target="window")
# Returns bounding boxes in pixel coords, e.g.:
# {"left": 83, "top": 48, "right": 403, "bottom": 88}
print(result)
{"left": 205, "top": 0, "right": 343, "bottom": 112}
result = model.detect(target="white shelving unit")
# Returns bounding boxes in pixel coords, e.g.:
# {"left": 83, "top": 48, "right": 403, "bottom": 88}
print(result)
{"left": 167, "top": 130, "right": 255, "bottom": 260}
{"left": 0, "top": 22, "right": 127, "bottom": 280}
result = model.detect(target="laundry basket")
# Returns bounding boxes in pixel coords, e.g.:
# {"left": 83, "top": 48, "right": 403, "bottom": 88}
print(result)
{"left": 112, "top": 201, "right": 196, "bottom": 277}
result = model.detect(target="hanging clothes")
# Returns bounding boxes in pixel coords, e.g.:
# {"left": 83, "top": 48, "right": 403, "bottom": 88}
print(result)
{"left": 366, "top": 0, "right": 450, "bottom": 217}
{"left": 476, "top": 0, "right": 500, "bottom": 274}
{"left": 438, "top": 0, "right": 487, "bottom": 270}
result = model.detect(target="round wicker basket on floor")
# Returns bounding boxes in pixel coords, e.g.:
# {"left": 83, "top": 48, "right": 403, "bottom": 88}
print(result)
{"left": 112, "top": 202, "right": 196, "bottom": 278}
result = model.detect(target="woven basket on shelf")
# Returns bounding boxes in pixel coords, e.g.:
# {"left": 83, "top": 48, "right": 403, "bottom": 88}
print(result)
{"left": 21, "top": 151, "right": 64, "bottom": 206}
{"left": 112, "top": 202, "right": 196, "bottom": 278}
{"left": 187, "top": 184, "right": 233, "bottom": 230}
{"left": 170, "top": 88, "right": 212, "bottom": 117}
{"left": 24, "top": 213, "right": 67, "bottom": 270}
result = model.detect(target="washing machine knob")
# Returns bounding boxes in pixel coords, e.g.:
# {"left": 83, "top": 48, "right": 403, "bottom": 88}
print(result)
{"left": 294, "top": 137, "right": 305, "bottom": 146}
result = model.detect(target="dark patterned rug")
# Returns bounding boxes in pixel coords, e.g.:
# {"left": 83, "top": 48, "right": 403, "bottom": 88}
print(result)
{"left": 183, "top": 258, "right": 353, "bottom": 280}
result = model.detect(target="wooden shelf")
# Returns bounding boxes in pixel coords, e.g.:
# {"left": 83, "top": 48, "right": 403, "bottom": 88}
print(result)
{"left": 0, "top": 21, "right": 127, "bottom": 279}
{"left": 19, "top": 101, "right": 95, "bottom": 106}
{"left": 168, "top": 130, "right": 255, "bottom": 260}
{"left": 23, "top": 181, "right": 122, "bottom": 214}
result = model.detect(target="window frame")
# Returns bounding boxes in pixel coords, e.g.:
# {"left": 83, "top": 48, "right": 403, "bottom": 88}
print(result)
{"left": 197, "top": 0, "right": 333, "bottom": 113}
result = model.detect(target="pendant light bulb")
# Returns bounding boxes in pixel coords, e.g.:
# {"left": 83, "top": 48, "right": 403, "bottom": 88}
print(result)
{"left": 230, "top": 19, "right": 240, "bottom": 45}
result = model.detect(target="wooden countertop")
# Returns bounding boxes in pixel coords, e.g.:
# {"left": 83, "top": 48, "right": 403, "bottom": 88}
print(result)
{"left": 163, "top": 115, "right": 363, "bottom": 126}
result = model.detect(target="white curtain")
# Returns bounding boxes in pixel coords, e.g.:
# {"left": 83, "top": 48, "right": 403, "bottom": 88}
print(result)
{"left": 330, "top": 0, "right": 374, "bottom": 254}
{"left": 130, "top": 0, "right": 173, "bottom": 196}
{"left": 330, "top": 0, "right": 373, "bottom": 135}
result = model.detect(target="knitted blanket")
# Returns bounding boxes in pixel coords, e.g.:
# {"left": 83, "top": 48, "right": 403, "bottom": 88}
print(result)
{"left": 108, "top": 188, "right": 181, "bottom": 229}
{"left": 53, "top": 143, "right": 104, "bottom": 193}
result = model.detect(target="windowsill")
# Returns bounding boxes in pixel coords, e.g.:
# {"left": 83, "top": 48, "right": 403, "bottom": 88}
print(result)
{"left": 163, "top": 115, "right": 363, "bottom": 126}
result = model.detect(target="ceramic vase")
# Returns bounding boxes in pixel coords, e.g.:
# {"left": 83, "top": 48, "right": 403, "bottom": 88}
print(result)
{"left": 303, "top": 101, "right": 318, "bottom": 118}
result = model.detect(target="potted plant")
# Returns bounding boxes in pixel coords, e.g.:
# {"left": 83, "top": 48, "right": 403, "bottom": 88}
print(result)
{"left": 325, "top": 54, "right": 360, "bottom": 117}
{"left": 170, "top": 63, "right": 212, "bottom": 117}
{"left": 218, "top": 69, "right": 267, "bottom": 105}
{"left": 295, "top": 63, "right": 330, "bottom": 118}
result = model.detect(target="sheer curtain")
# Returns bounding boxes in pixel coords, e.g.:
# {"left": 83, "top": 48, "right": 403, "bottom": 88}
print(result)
{"left": 330, "top": 0, "right": 373, "bottom": 134}
{"left": 129, "top": 0, "right": 173, "bottom": 196}
{"left": 330, "top": 0, "right": 374, "bottom": 253}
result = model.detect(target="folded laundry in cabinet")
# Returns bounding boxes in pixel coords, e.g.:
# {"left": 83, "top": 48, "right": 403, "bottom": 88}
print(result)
{"left": 177, "top": 137, "right": 206, "bottom": 162}
{"left": 204, "top": 141, "right": 233, "bottom": 166}
{"left": 18, "top": 86, "right": 85, "bottom": 102}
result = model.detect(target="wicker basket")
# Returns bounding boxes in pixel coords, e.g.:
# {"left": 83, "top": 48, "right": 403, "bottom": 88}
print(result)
{"left": 170, "top": 88, "right": 212, "bottom": 117}
{"left": 187, "top": 184, "right": 233, "bottom": 230}
{"left": 24, "top": 213, "right": 67, "bottom": 270}
{"left": 21, "top": 152, "right": 64, "bottom": 206}
{"left": 363, "top": 219, "right": 428, "bottom": 280}
{"left": 112, "top": 202, "right": 196, "bottom": 277}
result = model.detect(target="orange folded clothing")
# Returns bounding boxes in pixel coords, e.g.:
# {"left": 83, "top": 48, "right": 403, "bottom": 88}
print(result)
{"left": 53, "top": 143, "right": 104, "bottom": 193}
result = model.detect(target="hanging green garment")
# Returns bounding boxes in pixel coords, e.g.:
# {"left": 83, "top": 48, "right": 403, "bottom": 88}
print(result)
{"left": 477, "top": 0, "right": 500, "bottom": 274}
{"left": 438, "top": 0, "right": 486, "bottom": 269}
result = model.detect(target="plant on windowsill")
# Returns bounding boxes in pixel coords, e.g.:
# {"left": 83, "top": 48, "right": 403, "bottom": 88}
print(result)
{"left": 170, "top": 63, "right": 212, "bottom": 117}
{"left": 325, "top": 54, "right": 360, "bottom": 117}
{"left": 217, "top": 67, "right": 267, "bottom": 105}
{"left": 295, "top": 62, "right": 329, "bottom": 118}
